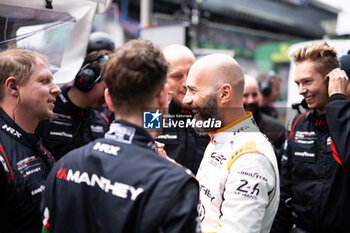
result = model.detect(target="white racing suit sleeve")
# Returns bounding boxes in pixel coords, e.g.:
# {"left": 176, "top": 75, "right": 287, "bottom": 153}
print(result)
{"left": 218, "top": 153, "right": 276, "bottom": 233}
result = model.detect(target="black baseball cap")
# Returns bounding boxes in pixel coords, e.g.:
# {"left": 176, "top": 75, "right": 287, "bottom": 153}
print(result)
{"left": 87, "top": 32, "right": 115, "bottom": 53}
{"left": 340, "top": 50, "right": 350, "bottom": 79}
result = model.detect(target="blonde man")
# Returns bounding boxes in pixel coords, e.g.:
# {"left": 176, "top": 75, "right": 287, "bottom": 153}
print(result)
{"left": 0, "top": 48, "right": 60, "bottom": 233}
{"left": 271, "top": 42, "right": 350, "bottom": 233}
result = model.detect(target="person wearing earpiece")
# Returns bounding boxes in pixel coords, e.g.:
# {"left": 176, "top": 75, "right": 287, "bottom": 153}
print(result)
{"left": 87, "top": 31, "right": 116, "bottom": 122}
{"left": 0, "top": 48, "right": 60, "bottom": 233}
{"left": 36, "top": 51, "right": 109, "bottom": 161}
{"left": 257, "top": 71, "right": 281, "bottom": 119}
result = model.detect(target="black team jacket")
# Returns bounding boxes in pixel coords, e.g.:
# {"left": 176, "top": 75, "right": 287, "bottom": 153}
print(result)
{"left": 271, "top": 108, "right": 350, "bottom": 233}
{"left": 0, "top": 107, "right": 56, "bottom": 233}
{"left": 326, "top": 93, "right": 350, "bottom": 169}
{"left": 42, "top": 120, "right": 201, "bottom": 233}
{"left": 36, "top": 86, "right": 108, "bottom": 160}
{"left": 156, "top": 101, "right": 210, "bottom": 174}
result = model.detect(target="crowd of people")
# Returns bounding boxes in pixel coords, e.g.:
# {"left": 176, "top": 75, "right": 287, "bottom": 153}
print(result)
{"left": 0, "top": 31, "right": 349, "bottom": 233}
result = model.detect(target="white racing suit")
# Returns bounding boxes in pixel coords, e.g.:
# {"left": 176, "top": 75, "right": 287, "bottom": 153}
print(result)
{"left": 197, "top": 112, "right": 280, "bottom": 233}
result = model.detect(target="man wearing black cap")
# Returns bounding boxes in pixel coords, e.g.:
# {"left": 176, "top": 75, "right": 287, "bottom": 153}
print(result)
{"left": 87, "top": 31, "right": 116, "bottom": 121}
{"left": 325, "top": 51, "right": 350, "bottom": 169}
{"left": 36, "top": 51, "right": 109, "bottom": 160}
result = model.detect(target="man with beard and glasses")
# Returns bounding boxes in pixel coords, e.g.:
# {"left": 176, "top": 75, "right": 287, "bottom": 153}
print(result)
{"left": 183, "top": 53, "right": 279, "bottom": 233}
{"left": 156, "top": 44, "right": 209, "bottom": 174}
{"left": 243, "top": 75, "right": 286, "bottom": 168}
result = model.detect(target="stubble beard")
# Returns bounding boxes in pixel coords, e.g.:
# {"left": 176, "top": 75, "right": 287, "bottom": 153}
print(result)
{"left": 192, "top": 94, "right": 221, "bottom": 135}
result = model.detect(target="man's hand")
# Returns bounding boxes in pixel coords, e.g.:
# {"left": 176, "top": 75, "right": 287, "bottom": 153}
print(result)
{"left": 155, "top": 141, "right": 178, "bottom": 164}
{"left": 155, "top": 141, "right": 168, "bottom": 159}
{"left": 327, "top": 68, "right": 349, "bottom": 97}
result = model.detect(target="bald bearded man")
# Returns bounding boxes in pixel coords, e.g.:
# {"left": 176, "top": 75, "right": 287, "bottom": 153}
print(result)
{"left": 183, "top": 54, "right": 280, "bottom": 233}
{"left": 156, "top": 44, "right": 209, "bottom": 174}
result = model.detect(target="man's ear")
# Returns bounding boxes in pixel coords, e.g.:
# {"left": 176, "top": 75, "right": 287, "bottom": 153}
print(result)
{"left": 104, "top": 88, "right": 115, "bottom": 112}
{"left": 218, "top": 84, "right": 232, "bottom": 104}
{"left": 5, "top": 77, "right": 19, "bottom": 97}
{"left": 158, "top": 84, "right": 169, "bottom": 109}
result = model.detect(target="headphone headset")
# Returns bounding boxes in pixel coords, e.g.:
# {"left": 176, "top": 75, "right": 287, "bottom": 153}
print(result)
{"left": 74, "top": 54, "right": 109, "bottom": 92}
{"left": 259, "top": 71, "right": 276, "bottom": 97}
{"left": 11, "top": 85, "right": 18, "bottom": 91}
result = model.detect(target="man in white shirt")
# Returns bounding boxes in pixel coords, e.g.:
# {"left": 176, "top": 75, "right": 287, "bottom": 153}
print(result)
{"left": 183, "top": 53, "right": 279, "bottom": 233}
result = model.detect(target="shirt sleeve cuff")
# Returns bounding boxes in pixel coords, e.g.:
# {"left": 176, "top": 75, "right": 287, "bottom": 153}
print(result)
{"left": 329, "top": 93, "right": 347, "bottom": 102}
